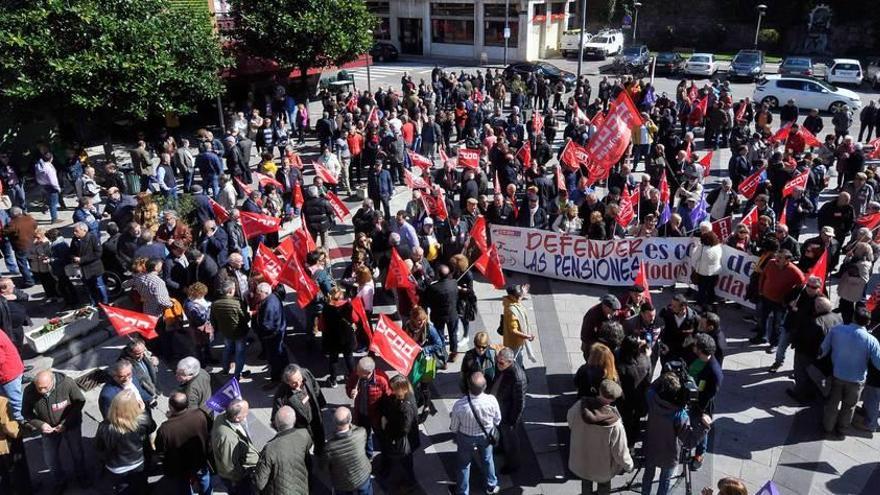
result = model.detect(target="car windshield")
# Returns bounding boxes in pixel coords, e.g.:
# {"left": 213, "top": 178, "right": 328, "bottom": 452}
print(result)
{"left": 656, "top": 53, "right": 676, "bottom": 61}
{"left": 784, "top": 59, "right": 810, "bottom": 67}
{"left": 538, "top": 63, "right": 560, "bottom": 75}
{"left": 835, "top": 63, "right": 860, "bottom": 71}
{"left": 623, "top": 48, "right": 642, "bottom": 56}
{"left": 691, "top": 55, "right": 710, "bottom": 63}
{"left": 734, "top": 53, "right": 760, "bottom": 64}
{"left": 592, "top": 37, "right": 610, "bottom": 44}
{"left": 814, "top": 79, "right": 838, "bottom": 92}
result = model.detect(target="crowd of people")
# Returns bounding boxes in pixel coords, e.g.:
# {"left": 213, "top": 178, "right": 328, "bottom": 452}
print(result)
{"left": 0, "top": 60, "right": 879, "bottom": 495}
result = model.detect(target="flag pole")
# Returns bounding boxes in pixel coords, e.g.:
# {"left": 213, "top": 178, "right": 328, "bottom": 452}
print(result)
{"left": 457, "top": 258, "right": 480, "bottom": 282}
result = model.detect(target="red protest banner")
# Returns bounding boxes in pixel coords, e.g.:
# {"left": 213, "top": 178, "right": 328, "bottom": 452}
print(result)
{"left": 737, "top": 167, "right": 766, "bottom": 200}
{"left": 617, "top": 186, "right": 635, "bottom": 229}
{"left": 100, "top": 304, "right": 159, "bottom": 340}
{"left": 370, "top": 314, "right": 422, "bottom": 375}
{"left": 209, "top": 199, "right": 229, "bottom": 223}
{"left": 468, "top": 216, "right": 489, "bottom": 254}
{"left": 457, "top": 148, "right": 480, "bottom": 169}
{"left": 313, "top": 161, "right": 338, "bottom": 185}
{"left": 278, "top": 253, "right": 320, "bottom": 308}
{"left": 711, "top": 216, "right": 733, "bottom": 241}
{"left": 782, "top": 170, "right": 809, "bottom": 198}
{"left": 385, "top": 247, "right": 413, "bottom": 290}
{"left": 634, "top": 262, "right": 652, "bottom": 304}
{"left": 235, "top": 177, "right": 253, "bottom": 197}
{"left": 253, "top": 244, "right": 284, "bottom": 287}
{"left": 583, "top": 91, "right": 643, "bottom": 183}
{"left": 240, "top": 211, "right": 281, "bottom": 239}
{"left": 253, "top": 172, "right": 285, "bottom": 191}
{"left": 326, "top": 191, "right": 351, "bottom": 222}
{"left": 560, "top": 140, "right": 589, "bottom": 171}
{"left": 408, "top": 151, "right": 433, "bottom": 170}
{"left": 474, "top": 244, "right": 506, "bottom": 289}
{"left": 516, "top": 143, "right": 531, "bottom": 167}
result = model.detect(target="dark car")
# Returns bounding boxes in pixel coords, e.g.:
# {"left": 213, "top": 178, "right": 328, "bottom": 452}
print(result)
{"left": 370, "top": 42, "right": 399, "bottom": 62}
{"left": 654, "top": 52, "right": 686, "bottom": 74}
{"left": 503, "top": 61, "right": 577, "bottom": 91}
{"left": 616, "top": 45, "right": 651, "bottom": 68}
{"left": 729, "top": 49, "right": 764, "bottom": 80}
{"left": 779, "top": 57, "right": 813, "bottom": 77}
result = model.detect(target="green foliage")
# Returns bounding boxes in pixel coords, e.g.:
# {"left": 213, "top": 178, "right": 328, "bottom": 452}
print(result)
{"left": 0, "top": 0, "right": 228, "bottom": 122}
{"left": 588, "top": 0, "right": 618, "bottom": 24}
{"left": 758, "top": 28, "right": 781, "bottom": 47}
{"left": 153, "top": 192, "right": 199, "bottom": 231}
{"left": 230, "top": 0, "right": 376, "bottom": 77}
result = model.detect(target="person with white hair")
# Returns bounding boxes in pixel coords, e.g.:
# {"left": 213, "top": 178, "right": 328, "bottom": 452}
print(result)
{"left": 70, "top": 220, "right": 108, "bottom": 305}
{"left": 345, "top": 357, "right": 391, "bottom": 457}
{"left": 254, "top": 282, "right": 289, "bottom": 387}
{"left": 707, "top": 177, "right": 740, "bottom": 221}
{"left": 211, "top": 399, "right": 259, "bottom": 493}
{"left": 254, "top": 405, "right": 313, "bottom": 495}
{"left": 175, "top": 356, "right": 212, "bottom": 411}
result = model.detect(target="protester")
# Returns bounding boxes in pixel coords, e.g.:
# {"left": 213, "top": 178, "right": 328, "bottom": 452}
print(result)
{"left": 322, "top": 407, "right": 374, "bottom": 495}
{"left": 154, "top": 392, "right": 212, "bottom": 494}
{"left": 95, "top": 389, "right": 156, "bottom": 494}
{"left": 254, "top": 405, "right": 312, "bottom": 495}
{"left": 450, "top": 372, "right": 501, "bottom": 495}
{"left": 211, "top": 399, "right": 259, "bottom": 494}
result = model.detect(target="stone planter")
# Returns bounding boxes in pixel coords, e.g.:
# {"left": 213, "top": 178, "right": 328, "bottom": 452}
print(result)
{"left": 25, "top": 306, "right": 102, "bottom": 354}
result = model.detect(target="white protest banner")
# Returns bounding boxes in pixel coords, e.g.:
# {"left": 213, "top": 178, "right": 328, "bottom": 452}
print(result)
{"left": 489, "top": 225, "right": 755, "bottom": 308}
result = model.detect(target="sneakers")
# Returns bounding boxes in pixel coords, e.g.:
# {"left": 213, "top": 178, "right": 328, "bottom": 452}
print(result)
{"left": 852, "top": 419, "right": 877, "bottom": 433}
{"left": 769, "top": 362, "right": 782, "bottom": 373}
{"left": 486, "top": 486, "right": 500, "bottom": 494}
{"left": 749, "top": 336, "right": 767, "bottom": 345}
{"left": 690, "top": 455, "right": 704, "bottom": 471}
{"left": 765, "top": 346, "right": 777, "bottom": 354}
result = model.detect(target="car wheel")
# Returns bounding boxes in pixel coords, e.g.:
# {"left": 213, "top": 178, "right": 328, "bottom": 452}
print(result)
{"left": 762, "top": 96, "right": 779, "bottom": 109}
{"left": 829, "top": 101, "right": 848, "bottom": 113}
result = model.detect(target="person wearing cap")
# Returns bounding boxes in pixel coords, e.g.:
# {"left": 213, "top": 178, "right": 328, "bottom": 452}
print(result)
{"left": 580, "top": 296, "right": 621, "bottom": 357}
{"left": 843, "top": 171, "right": 873, "bottom": 217}
{"left": 773, "top": 224, "right": 800, "bottom": 261}
{"left": 618, "top": 284, "right": 648, "bottom": 320}
{"left": 799, "top": 225, "right": 841, "bottom": 274}
{"left": 502, "top": 285, "right": 535, "bottom": 364}
{"left": 567, "top": 379, "right": 633, "bottom": 495}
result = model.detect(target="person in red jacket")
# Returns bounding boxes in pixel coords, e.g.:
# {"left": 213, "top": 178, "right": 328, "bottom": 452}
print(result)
{"left": 751, "top": 250, "right": 805, "bottom": 356}
{"left": 0, "top": 330, "right": 23, "bottom": 421}
{"left": 346, "top": 356, "right": 391, "bottom": 457}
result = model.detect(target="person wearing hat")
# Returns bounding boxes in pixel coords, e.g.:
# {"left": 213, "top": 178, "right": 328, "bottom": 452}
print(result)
{"left": 619, "top": 284, "right": 648, "bottom": 320}
{"left": 517, "top": 192, "right": 548, "bottom": 230}
{"left": 580, "top": 296, "right": 621, "bottom": 358}
{"left": 567, "top": 379, "right": 633, "bottom": 495}
{"left": 799, "top": 225, "right": 841, "bottom": 274}
{"left": 501, "top": 285, "right": 535, "bottom": 365}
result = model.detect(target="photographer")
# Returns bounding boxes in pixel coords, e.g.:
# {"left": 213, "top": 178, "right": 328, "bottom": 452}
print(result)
{"left": 687, "top": 334, "right": 723, "bottom": 470}
{"left": 641, "top": 372, "right": 712, "bottom": 495}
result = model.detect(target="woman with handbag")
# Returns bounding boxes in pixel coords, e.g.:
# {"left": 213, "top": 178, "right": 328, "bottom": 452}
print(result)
{"left": 321, "top": 287, "right": 357, "bottom": 387}
{"left": 837, "top": 242, "right": 874, "bottom": 323}
{"left": 183, "top": 282, "right": 214, "bottom": 365}
{"left": 404, "top": 306, "right": 445, "bottom": 421}
{"left": 377, "top": 375, "right": 420, "bottom": 490}
{"left": 690, "top": 229, "right": 723, "bottom": 312}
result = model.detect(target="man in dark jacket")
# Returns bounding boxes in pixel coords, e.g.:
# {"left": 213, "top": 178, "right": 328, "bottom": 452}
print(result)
{"left": 367, "top": 162, "right": 394, "bottom": 220}
{"left": 22, "top": 370, "right": 88, "bottom": 490}
{"left": 727, "top": 145, "right": 751, "bottom": 190}
{"left": 211, "top": 280, "right": 250, "bottom": 380}
{"left": 163, "top": 241, "right": 191, "bottom": 300}
{"left": 422, "top": 265, "right": 461, "bottom": 360}
{"left": 195, "top": 143, "right": 223, "bottom": 197}
{"left": 491, "top": 347, "right": 528, "bottom": 474}
{"left": 187, "top": 248, "right": 219, "bottom": 291}
{"left": 303, "top": 185, "right": 335, "bottom": 247}
{"left": 175, "top": 356, "right": 213, "bottom": 411}
{"left": 322, "top": 407, "right": 373, "bottom": 494}
{"left": 272, "top": 364, "right": 327, "bottom": 454}
{"left": 98, "top": 360, "right": 153, "bottom": 419}
{"left": 155, "top": 392, "right": 212, "bottom": 494}
{"left": 687, "top": 334, "right": 723, "bottom": 470}
{"left": 254, "top": 406, "right": 312, "bottom": 495}
{"left": 200, "top": 219, "right": 229, "bottom": 268}
{"left": 658, "top": 293, "right": 700, "bottom": 365}
{"left": 70, "top": 222, "right": 108, "bottom": 305}
{"left": 352, "top": 199, "right": 380, "bottom": 236}
{"left": 118, "top": 338, "right": 159, "bottom": 403}
{"left": 189, "top": 185, "right": 215, "bottom": 225}
{"left": 254, "top": 282, "right": 290, "bottom": 386}
{"left": 788, "top": 295, "right": 839, "bottom": 402}
{"left": 580, "top": 295, "right": 621, "bottom": 357}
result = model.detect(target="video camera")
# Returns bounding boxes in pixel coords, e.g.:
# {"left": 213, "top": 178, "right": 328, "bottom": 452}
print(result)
{"left": 662, "top": 359, "right": 700, "bottom": 409}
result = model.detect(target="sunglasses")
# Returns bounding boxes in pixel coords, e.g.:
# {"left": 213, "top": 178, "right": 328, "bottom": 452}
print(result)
{"left": 475, "top": 345, "right": 488, "bottom": 350}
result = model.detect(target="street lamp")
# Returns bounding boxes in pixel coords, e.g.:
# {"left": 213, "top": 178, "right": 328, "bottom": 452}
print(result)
{"left": 632, "top": 2, "right": 642, "bottom": 43}
{"left": 503, "top": 0, "right": 511, "bottom": 65}
{"left": 366, "top": 29, "right": 373, "bottom": 94}
{"left": 576, "top": 0, "right": 587, "bottom": 81}
{"left": 754, "top": 4, "right": 767, "bottom": 49}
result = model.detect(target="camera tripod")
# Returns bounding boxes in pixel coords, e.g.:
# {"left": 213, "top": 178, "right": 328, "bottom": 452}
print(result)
{"left": 622, "top": 449, "right": 694, "bottom": 495}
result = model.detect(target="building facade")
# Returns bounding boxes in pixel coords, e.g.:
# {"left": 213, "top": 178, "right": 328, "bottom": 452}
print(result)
{"left": 368, "top": 0, "right": 574, "bottom": 62}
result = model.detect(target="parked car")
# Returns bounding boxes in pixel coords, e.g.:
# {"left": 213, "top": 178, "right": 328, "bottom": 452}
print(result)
{"left": 729, "top": 49, "right": 764, "bottom": 80}
{"left": 615, "top": 45, "right": 650, "bottom": 68}
{"left": 370, "top": 42, "right": 399, "bottom": 62}
{"left": 778, "top": 57, "right": 813, "bottom": 77}
{"left": 503, "top": 61, "right": 577, "bottom": 91}
{"left": 654, "top": 52, "right": 686, "bottom": 74}
{"left": 560, "top": 29, "right": 592, "bottom": 58}
{"left": 582, "top": 29, "right": 624, "bottom": 59}
{"left": 825, "top": 58, "right": 864, "bottom": 86}
{"left": 684, "top": 53, "right": 718, "bottom": 77}
{"left": 753, "top": 75, "right": 861, "bottom": 113}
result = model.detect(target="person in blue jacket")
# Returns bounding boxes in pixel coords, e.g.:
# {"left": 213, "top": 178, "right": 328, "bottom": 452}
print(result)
{"left": 98, "top": 360, "right": 153, "bottom": 419}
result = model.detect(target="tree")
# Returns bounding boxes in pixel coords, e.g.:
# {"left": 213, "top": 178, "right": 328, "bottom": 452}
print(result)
{"left": 0, "top": 0, "right": 228, "bottom": 123}
{"left": 230, "top": 0, "right": 376, "bottom": 88}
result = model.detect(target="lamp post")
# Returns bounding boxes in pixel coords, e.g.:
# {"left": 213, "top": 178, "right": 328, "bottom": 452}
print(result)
{"left": 366, "top": 29, "right": 373, "bottom": 94}
{"left": 576, "top": 0, "right": 587, "bottom": 81}
{"left": 754, "top": 4, "right": 767, "bottom": 49}
{"left": 632, "top": 2, "right": 642, "bottom": 43}
{"left": 503, "top": 0, "right": 511, "bottom": 65}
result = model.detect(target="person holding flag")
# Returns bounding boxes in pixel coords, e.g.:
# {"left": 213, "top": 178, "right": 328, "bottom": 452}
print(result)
{"left": 751, "top": 250, "right": 805, "bottom": 355}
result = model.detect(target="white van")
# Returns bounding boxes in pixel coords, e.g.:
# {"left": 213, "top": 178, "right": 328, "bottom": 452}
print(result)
{"left": 560, "top": 29, "right": 592, "bottom": 58}
{"left": 826, "top": 58, "right": 864, "bottom": 86}
{"left": 582, "top": 29, "right": 624, "bottom": 59}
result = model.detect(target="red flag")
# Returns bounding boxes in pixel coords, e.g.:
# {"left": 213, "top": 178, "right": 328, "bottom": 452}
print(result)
{"left": 351, "top": 295, "right": 372, "bottom": 336}
{"left": 408, "top": 151, "right": 433, "bottom": 170}
{"left": 634, "top": 262, "right": 652, "bottom": 304}
{"left": 869, "top": 137, "right": 880, "bottom": 160}
{"left": 807, "top": 250, "right": 828, "bottom": 292}
{"left": 688, "top": 95, "right": 708, "bottom": 126}
{"left": 508, "top": 192, "right": 519, "bottom": 219}
{"left": 735, "top": 100, "right": 748, "bottom": 122}
{"left": 291, "top": 223, "right": 317, "bottom": 261}
{"left": 617, "top": 186, "right": 635, "bottom": 229}
{"left": 688, "top": 84, "right": 698, "bottom": 102}
{"left": 293, "top": 181, "right": 304, "bottom": 209}
{"left": 591, "top": 111, "right": 606, "bottom": 130}
{"left": 659, "top": 170, "right": 670, "bottom": 204}
{"left": 857, "top": 212, "right": 880, "bottom": 230}
{"left": 275, "top": 236, "right": 295, "bottom": 261}
{"left": 457, "top": 148, "right": 480, "bottom": 169}
{"left": 100, "top": 304, "right": 159, "bottom": 340}
{"left": 782, "top": 169, "right": 810, "bottom": 198}
{"left": 560, "top": 140, "right": 589, "bottom": 171}
{"left": 278, "top": 254, "right": 320, "bottom": 308}
{"left": 771, "top": 123, "right": 822, "bottom": 148}
{"left": 313, "top": 161, "right": 338, "bottom": 185}
{"left": 346, "top": 95, "right": 357, "bottom": 113}
{"left": 494, "top": 170, "right": 501, "bottom": 195}
{"left": 325, "top": 191, "right": 351, "bottom": 222}
{"left": 287, "top": 150, "right": 305, "bottom": 170}
{"left": 252, "top": 243, "right": 284, "bottom": 287}
{"left": 235, "top": 177, "right": 253, "bottom": 197}
{"left": 778, "top": 203, "right": 787, "bottom": 226}
{"left": 439, "top": 147, "right": 449, "bottom": 163}
{"left": 385, "top": 247, "right": 413, "bottom": 290}
{"left": 370, "top": 314, "right": 422, "bottom": 375}
{"left": 737, "top": 166, "right": 766, "bottom": 200}
{"left": 404, "top": 168, "right": 430, "bottom": 190}
{"left": 210, "top": 199, "right": 229, "bottom": 223}
{"left": 583, "top": 91, "right": 644, "bottom": 183}
{"left": 532, "top": 112, "right": 544, "bottom": 135}
{"left": 699, "top": 151, "right": 714, "bottom": 178}
{"left": 240, "top": 211, "right": 281, "bottom": 239}
{"left": 253, "top": 172, "right": 285, "bottom": 191}
{"left": 556, "top": 168, "right": 567, "bottom": 191}
{"left": 867, "top": 284, "right": 880, "bottom": 312}
{"left": 474, "top": 244, "right": 506, "bottom": 289}
{"left": 516, "top": 143, "right": 531, "bottom": 167}
{"left": 422, "top": 194, "right": 448, "bottom": 221}
{"left": 575, "top": 104, "right": 590, "bottom": 123}
{"left": 711, "top": 216, "right": 733, "bottom": 240}
{"left": 739, "top": 206, "right": 759, "bottom": 229}
{"left": 469, "top": 216, "right": 489, "bottom": 254}
{"left": 368, "top": 107, "right": 380, "bottom": 125}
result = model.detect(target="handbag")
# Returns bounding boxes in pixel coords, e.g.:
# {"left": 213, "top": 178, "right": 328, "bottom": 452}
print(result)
{"left": 465, "top": 394, "right": 500, "bottom": 446}
{"left": 496, "top": 313, "right": 505, "bottom": 336}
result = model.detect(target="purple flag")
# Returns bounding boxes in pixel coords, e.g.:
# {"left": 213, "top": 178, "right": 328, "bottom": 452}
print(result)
{"left": 755, "top": 481, "right": 780, "bottom": 495}
{"left": 658, "top": 198, "right": 672, "bottom": 226}
{"left": 206, "top": 377, "right": 241, "bottom": 413}
{"left": 689, "top": 190, "right": 708, "bottom": 227}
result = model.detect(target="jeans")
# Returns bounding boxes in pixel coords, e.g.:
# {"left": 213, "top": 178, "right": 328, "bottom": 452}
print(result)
{"left": 632, "top": 144, "right": 651, "bottom": 171}
{"left": 355, "top": 413, "right": 375, "bottom": 457}
{"left": 774, "top": 327, "right": 791, "bottom": 365}
{"left": 43, "top": 186, "right": 60, "bottom": 222}
{"left": 42, "top": 425, "right": 88, "bottom": 488}
{"left": 861, "top": 385, "right": 880, "bottom": 430}
{"left": 337, "top": 477, "right": 373, "bottom": 495}
{"left": 499, "top": 423, "right": 521, "bottom": 469}
{"left": 222, "top": 337, "right": 248, "bottom": 380}
{"left": 0, "top": 374, "right": 23, "bottom": 420}
{"left": 203, "top": 175, "right": 220, "bottom": 198}
{"left": 163, "top": 466, "right": 213, "bottom": 495}
{"left": 221, "top": 476, "right": 254, "bottom": 495}
{"left": 433, "top": 316, "right": 460, "bottom": 354}
{"left": 260, "top": 332, "right": 289, "bottom": 382}
{"left": 100, "top": 465, "right": 147, "bottom": 495}
{"left": 12, "top": 247, "right": 34, "bottom": 285}
{"left": 182, "top": 169, "right": 195, "bottom": 193}
{"left": 8, "top": 183, "right": 25, "bottom": 209}
{"left": 455, "top": 432, "right": 498, "bottom": 495}
{"left": 641, "top": 465, "right": 675, "bottom": 495}
{"left": 84, "top": 274, "right": 109, "bottom": 305}
{"left": 761, "top": 299, "right": 787, "bottom": 345}
{"left": 0, "top": 238, "right": 17, "bottom": 274}
{"left": 823, "top": 376, "right": 864, "bottom": 432}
